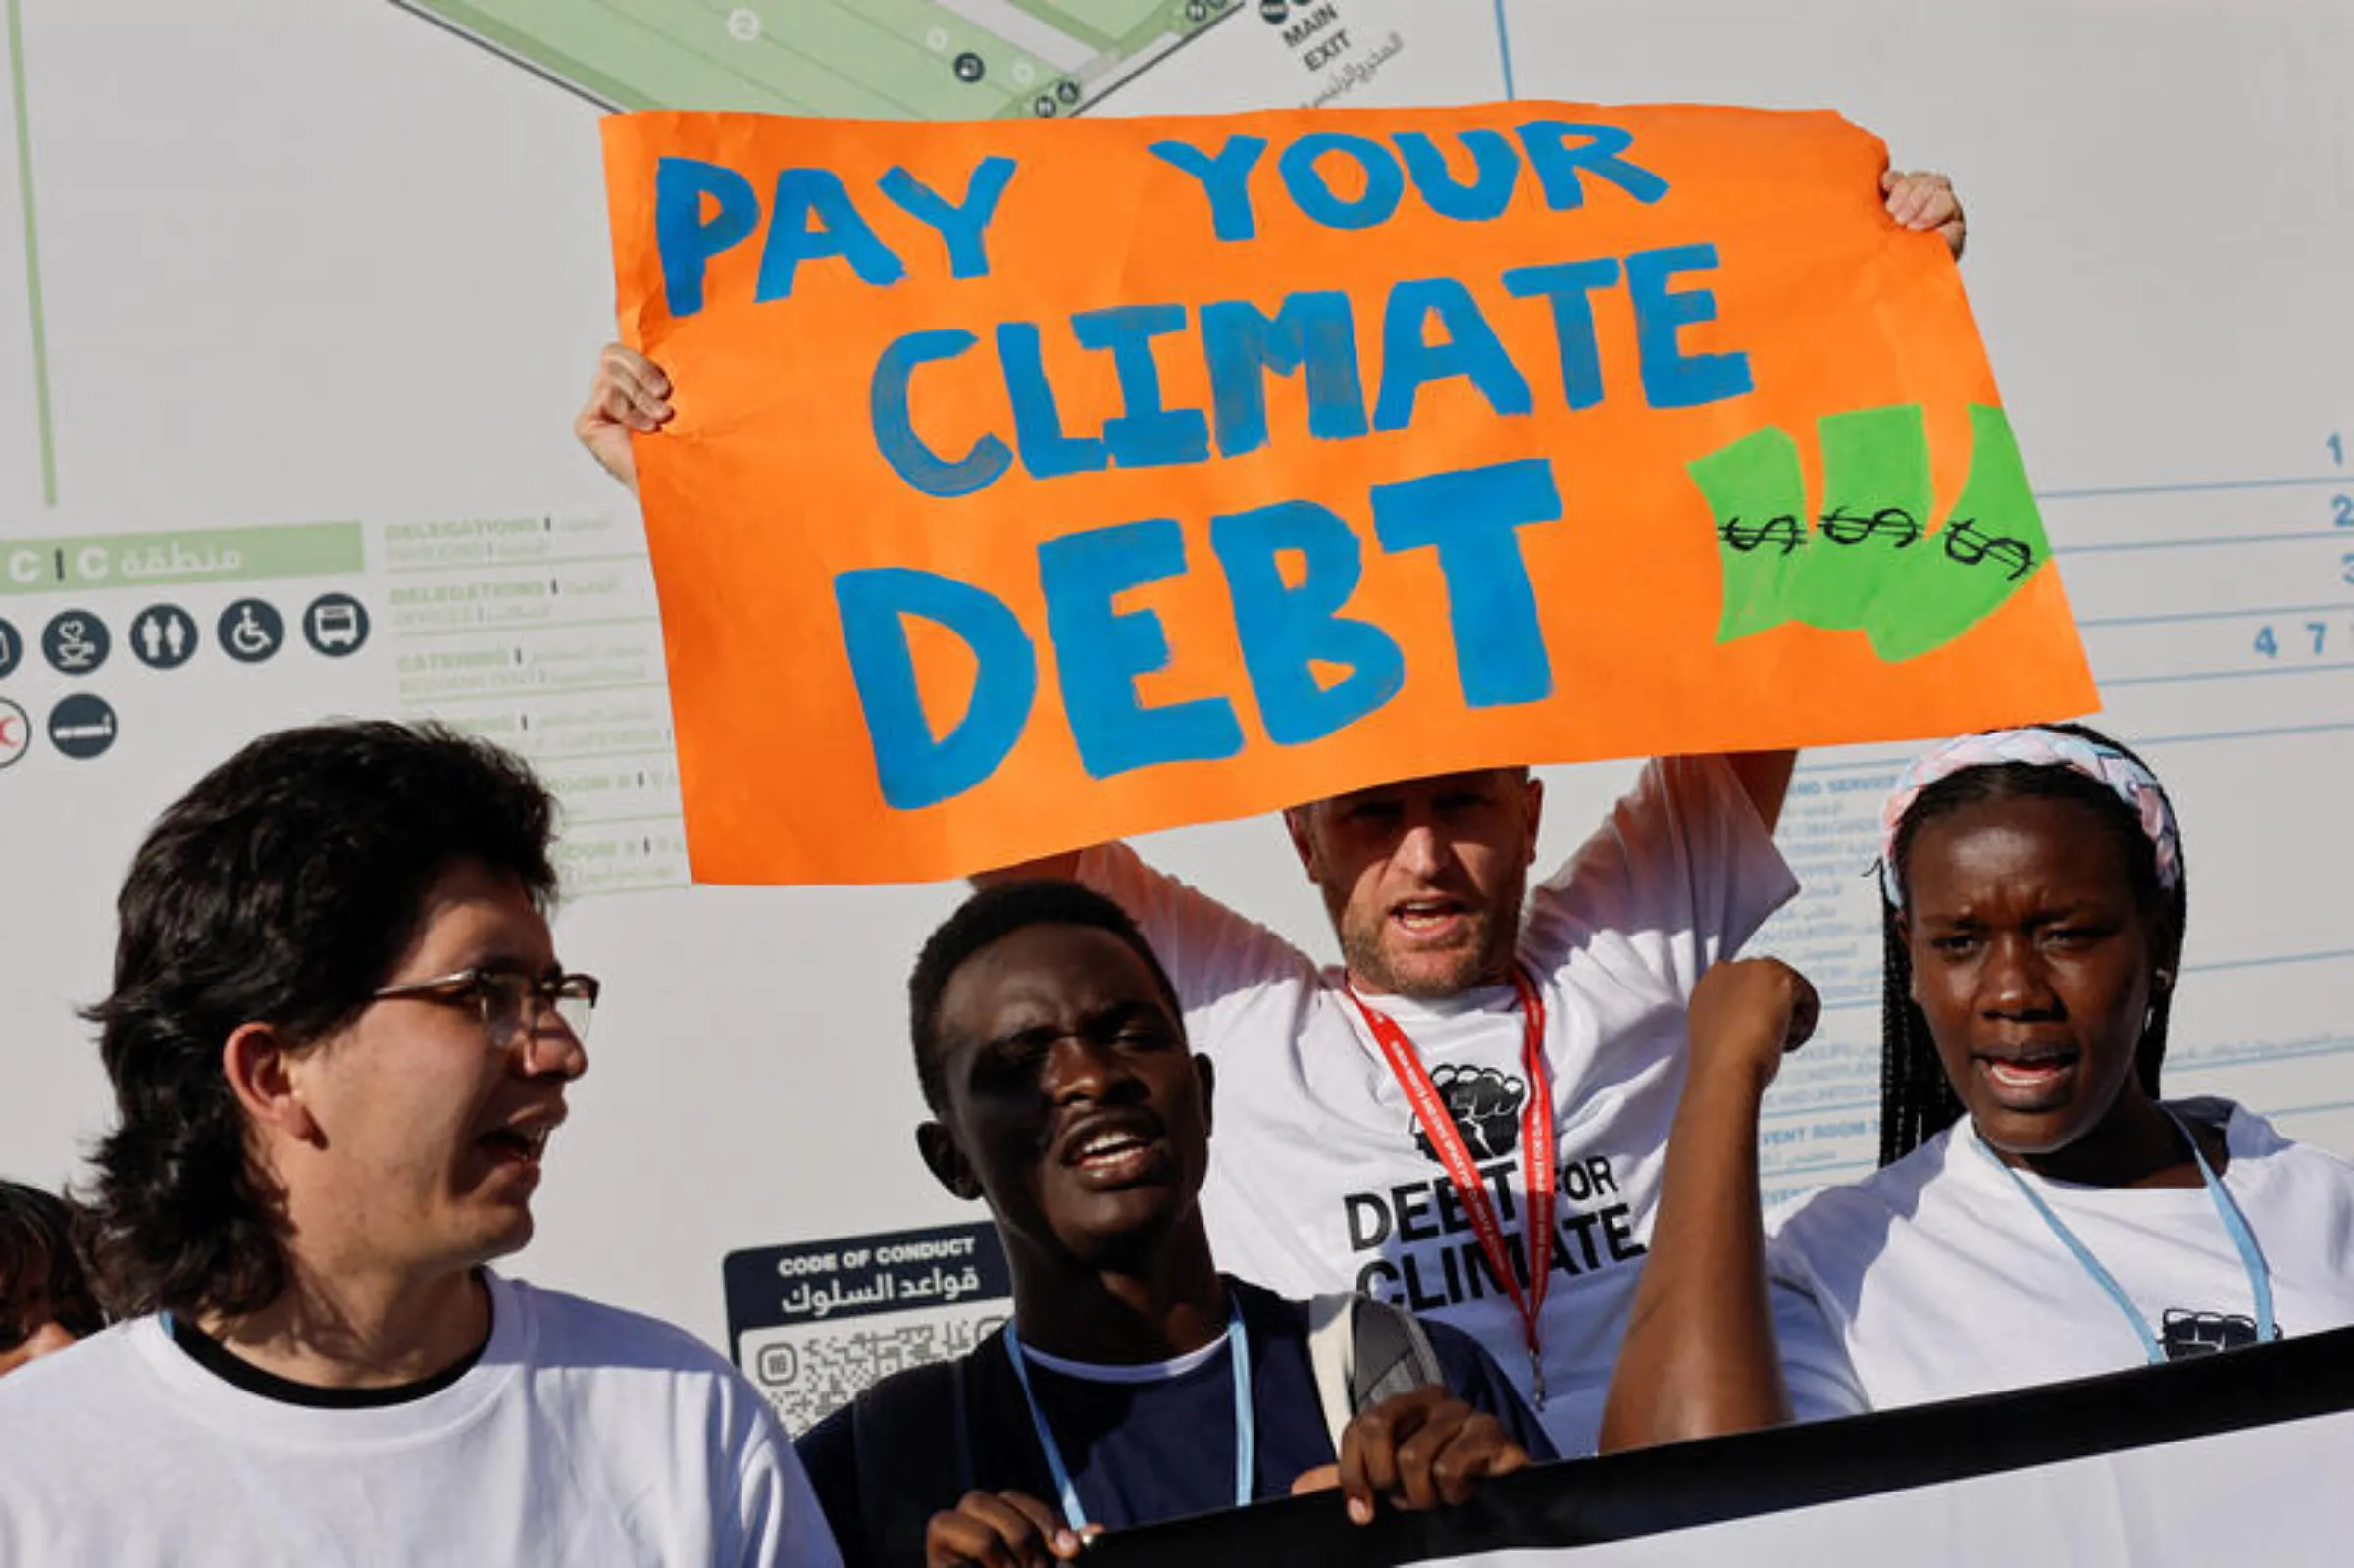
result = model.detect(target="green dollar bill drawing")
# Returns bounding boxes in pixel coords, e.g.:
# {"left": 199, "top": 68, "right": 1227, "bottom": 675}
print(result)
{"left": 1866, "top": 405, "right": 2051, "bottom": 662}
{"left": 1689, "top": 425, "right": 1812, "bottom": 643}
{"left": 1688, "top": 403, "right": 2049, "bottom": 661}
{"left": 1806, "top": 404, "right": 1933, "bottom": 632}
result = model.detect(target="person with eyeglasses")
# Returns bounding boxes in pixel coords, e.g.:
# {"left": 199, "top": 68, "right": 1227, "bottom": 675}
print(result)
{"left": 0, "top": 720, "right": 844, "bottom": 1568}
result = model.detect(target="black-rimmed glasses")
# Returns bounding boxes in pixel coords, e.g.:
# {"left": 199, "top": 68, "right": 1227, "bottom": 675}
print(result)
{"left": 369, "top": 966, "right": 601, "bottom": 1049}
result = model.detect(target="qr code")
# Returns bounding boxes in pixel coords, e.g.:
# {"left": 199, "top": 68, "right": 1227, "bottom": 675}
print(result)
{"left": 741, "top": 1307, "right": 1008, "bottom": 1432}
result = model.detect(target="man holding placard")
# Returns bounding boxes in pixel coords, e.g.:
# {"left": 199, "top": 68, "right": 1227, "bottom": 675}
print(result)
{"left": 579, "top": 125, "right": 1977, "bottom": 1449}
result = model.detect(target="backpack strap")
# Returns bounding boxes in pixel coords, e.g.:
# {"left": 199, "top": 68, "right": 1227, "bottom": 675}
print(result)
{"left": 1305, "top": 1293, "right": 1450, "bottom": 1455}
{"left": 1346, "top": 1294, "right": 1446, "bottom": 1413}
{"left": 849, "top": 1355, "right": 972, "bottom": 1567}
{"left": 1306, "top": 1293, "right": 1358, "bottom": 1454}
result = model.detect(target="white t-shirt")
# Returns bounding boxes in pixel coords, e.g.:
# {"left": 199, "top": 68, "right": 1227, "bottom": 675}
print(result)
{"left": 0, "top": 1269, "right": 844, "bottom": 1567}
{"left": 1080, "top": 755, "right": 1796, "bottom": 1454}
{"left": 1767, "top": 1098, "right": 2354, "bottom": 1416}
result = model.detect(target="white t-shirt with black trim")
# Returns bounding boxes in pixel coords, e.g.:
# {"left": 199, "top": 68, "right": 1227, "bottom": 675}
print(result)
{"left": 1079, "top": 755, "right": 1797, "bottom": 1454}
{"left": 1767, "top": 1097, "right": 2354, "bottom": 1416}
{"left": 0, "top": 1269, "right": 844, "bottom": 1567}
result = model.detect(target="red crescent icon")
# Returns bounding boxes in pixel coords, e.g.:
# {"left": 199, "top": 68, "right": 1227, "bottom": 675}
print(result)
{"left": 0, "top": 714, "right": 21, "bottom": 746}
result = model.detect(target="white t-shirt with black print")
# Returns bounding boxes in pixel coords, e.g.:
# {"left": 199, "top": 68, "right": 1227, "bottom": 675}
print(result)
{"left": 1768, "top": 1097, "right": 2354, "bottom": 1416}
{"left": 1080, "top": 755, "right": 1797, "bottom": 1453}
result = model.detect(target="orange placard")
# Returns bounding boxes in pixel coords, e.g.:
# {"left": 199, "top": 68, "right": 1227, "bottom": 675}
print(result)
{"left": 601, "top": 104, "right": 2096, "bottom": 885}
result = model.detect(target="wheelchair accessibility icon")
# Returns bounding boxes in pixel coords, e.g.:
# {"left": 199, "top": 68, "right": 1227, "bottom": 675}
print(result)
{"left": 217, "top": 599, "right": 284, "bottom": 664}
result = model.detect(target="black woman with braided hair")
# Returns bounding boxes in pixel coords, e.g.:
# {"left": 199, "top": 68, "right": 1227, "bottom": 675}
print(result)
{"left": 1598, "top": 725, "right": 2354, "bottom": 1448}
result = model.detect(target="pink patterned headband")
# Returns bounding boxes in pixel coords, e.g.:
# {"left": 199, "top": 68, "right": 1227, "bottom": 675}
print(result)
{"left": 1879, "top": 728, "right": 2182, "bottom": 906}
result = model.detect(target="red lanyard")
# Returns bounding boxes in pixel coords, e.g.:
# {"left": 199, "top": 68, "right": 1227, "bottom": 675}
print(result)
{"left": 1346, "top": 967, "right": 1555, "bottom": 1408}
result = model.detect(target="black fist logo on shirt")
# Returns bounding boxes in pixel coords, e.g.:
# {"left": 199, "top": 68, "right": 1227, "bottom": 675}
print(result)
{"left": 1415, "top": 1065, "right": 1528, "bottom": 1163}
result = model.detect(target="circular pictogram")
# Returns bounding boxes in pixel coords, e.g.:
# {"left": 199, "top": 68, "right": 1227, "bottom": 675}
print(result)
{"left": 0, "top": 697, "right": 29, "bottom": 769}
{"left": 41, "top": 609, "right": 109, "bottom": 676}
{"left": 218, "top": 599, "right": 285, "bottom": 664}
{"left": 129, "top": 603, "right": 199, "bottom": 670}
{"left": 302, "top": 592, "right": 372, "bottom": 658}
{"left": 48, "top": 692, "right": 118, "bottom": 760}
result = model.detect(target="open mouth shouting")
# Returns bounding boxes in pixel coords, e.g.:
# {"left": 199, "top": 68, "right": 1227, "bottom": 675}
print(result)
{"left": 1972, "top": 1046, "right": 2081, "bottom": 1110}
{"left": 1055, "top": 1110, "right": 1169, "bottom": 1189}
{"left": 1388, "top": 896, "right": 1473, "bottom": 944}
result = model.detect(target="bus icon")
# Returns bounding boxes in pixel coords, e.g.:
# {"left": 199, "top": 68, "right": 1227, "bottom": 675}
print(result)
{"left": 314, "top": 603, "right": 360, "bottom": 647}
{"left": 303, "top": 594, "right": 371, "bottom": 657}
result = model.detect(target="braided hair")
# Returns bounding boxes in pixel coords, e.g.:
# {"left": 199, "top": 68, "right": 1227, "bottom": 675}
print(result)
{"left": 1876, "top": 724, "right": 2187, "bottom": 1166}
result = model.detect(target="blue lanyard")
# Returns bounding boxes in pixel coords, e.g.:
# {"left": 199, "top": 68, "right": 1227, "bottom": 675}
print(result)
{"left": 1979, "top": 1108, "right": 2274, "bottom": 1365}
{"left": 1002, "top": 1296, "right": 1254, "bottom": 1532}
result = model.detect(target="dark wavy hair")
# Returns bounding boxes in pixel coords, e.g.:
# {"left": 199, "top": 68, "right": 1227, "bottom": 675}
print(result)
{"left": 1877, "top": 723, "right": 2187, "bottom": 1166}
{"left": 0, "top": 1180, "right": 104, "bottom": 1347}
{"left": 81, "top": 721, "right": 558, "bottom": 1319}
{"left": 908, "top": 880, "right": 1182, "bottom": 1111}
